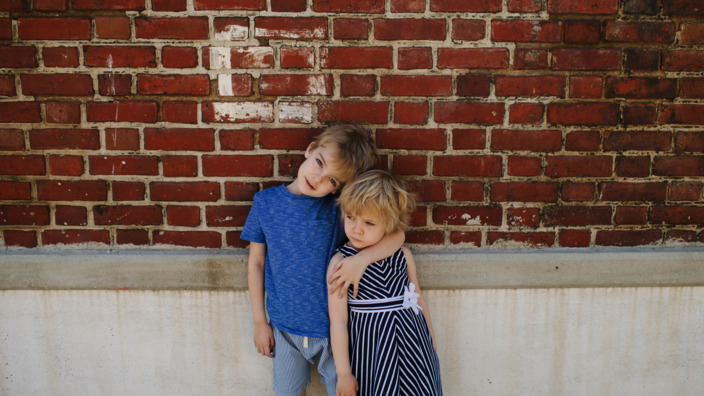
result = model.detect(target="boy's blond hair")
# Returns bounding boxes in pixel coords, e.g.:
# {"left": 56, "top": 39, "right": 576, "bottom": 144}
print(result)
{"left": 338, "top": 169, "right": 416, "bottom": 234}
{"left": 310, "top": 125, "right": 377, "bottom": 185}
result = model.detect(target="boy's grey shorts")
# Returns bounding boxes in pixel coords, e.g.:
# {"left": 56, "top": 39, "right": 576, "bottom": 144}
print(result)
{"left": 272, "top": 326, "right": 337, "bottom": 396}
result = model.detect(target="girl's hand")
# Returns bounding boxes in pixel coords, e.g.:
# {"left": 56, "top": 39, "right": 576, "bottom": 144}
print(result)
{"left": 328, "top": 254, "right": 365, "bottom": 298}
{"left": 253, "top": 322, "right": 275, "bottom": 358}
{"left": 336, "top": 373, "right": 359, "bottom": 396}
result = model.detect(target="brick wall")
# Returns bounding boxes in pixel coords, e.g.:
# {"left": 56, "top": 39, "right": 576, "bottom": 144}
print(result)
{"left": 0, "top": 0, "right": 703, "bottom": 249}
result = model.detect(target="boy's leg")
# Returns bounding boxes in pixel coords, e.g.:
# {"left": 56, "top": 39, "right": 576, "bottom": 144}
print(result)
{"left": 272, "top": 327, "right": 313, "bottom": 396}
{"left": 311, "top": 337, "right": 337, "bottom": 396}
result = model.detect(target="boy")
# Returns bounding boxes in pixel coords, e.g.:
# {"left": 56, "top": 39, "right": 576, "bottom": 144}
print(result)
{"left": 241, "top": 125, "right": 404, "bottom": 396}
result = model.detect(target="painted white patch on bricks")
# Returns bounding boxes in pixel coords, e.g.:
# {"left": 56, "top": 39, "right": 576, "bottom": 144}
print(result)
{"left": 279, "top": 102, "right": 312, "bottom": 124}
{"left": 212, "top": 102, "right": 273, "bottom": 123}
{"left": 307, "top": 75, "right": 329, "bottom": 95}
{"left": 209, "top": 47, "right": 232, "bottom": 69}
{"left": 234, "top": 47, "right": 274, "bottom": 68}
{"left": 215, "top": 25, "right": 248, "bottom": 41}
{"left": 254, "top": 27, "right": 326, "bottom": 40}
{"left": 461, "top": 213, "right": 482, "bottom": 225}
{"left": 218, "top": 75, "right": 234, "bottom": 96}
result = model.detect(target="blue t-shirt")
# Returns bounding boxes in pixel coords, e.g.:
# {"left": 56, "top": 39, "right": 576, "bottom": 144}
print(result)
{"left": 241, "top": 184, "right": 346, "bottom": 338}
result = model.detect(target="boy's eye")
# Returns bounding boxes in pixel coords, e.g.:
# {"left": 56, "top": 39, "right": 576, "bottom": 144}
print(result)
{"left": 346, "top": 215, "right": 354, "bottom": 220}
{"left": 316, "top": 158, "right": 323, "bottom": 166}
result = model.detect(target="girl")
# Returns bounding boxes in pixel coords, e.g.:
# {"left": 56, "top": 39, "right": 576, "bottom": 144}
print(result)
{"left": 328, "top": 170, "right": 443, "bottom": 396}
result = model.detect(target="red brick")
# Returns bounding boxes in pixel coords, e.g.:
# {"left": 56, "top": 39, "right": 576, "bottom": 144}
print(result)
{"left": 666, "top": 230, "right": 698, "bottom": 244}
{"left": 398, "top": 47, "right": 433, "bottom": 70}
{"left": 227, "top": 231, "right": 249, "bottom": 248}
{"left": 0, "top": 0, "right": 29, "bottom": 11}
{"left": 95, "top": 16, "right": 131, "bottom": 40}
{"left": 317, "top": 101, "right": 389, "bottom": 124}
{"left": 669, "top": 182, "right": 702, "bottom": 201}
{"left": 544, "top": 206, "right": 612, "bottom": 226}
{"left": 378, "top": 128, "right": 446, "bottom": 151}
{"left": 0, "top": 75, "right": 15, "bottom": 96}
{"left": 313, "top": 0, "right": 384, "bottom": 13}
{"left": 595, "top": 230, "right": 662, "bottom": 247}
{"left": 98, "top": 74, "right": 132, "bottom": 96}
{"left": 105, "top": 128, "right": 140, "bottom": 151}
{"left": 495, "top": 75, "right": 565, "bottom": 97}
{"left": 393, "top": 155, "right": 427, "bottom": 175}
{"left": 42, "top": 229, "right": 110, "bottom": 246}
{"left": 162, "top": 47, "right": 198, "bottom": 68}
{"left": 547, "top": 102, "right": 618, "bottom": 125}
{"left": 674, "top": 131, "right": 704, "bottom": 153}
{"left": 663, "top": 50, "right": 704, "bottom": 72}
{"left": 558, "top": 229, "right": 591, "bottom": 248}
{"left": 21, "top": 74, "right": 93, "bottom": 96}
{"left": 623, "top": 103, "right": 656, "bottom": 125}
{"left": 507, "top": 156, "right": 542, "bottom": 176}
{"left": 116, "top": 229, "right": 149, "bottom": 246}
{"left": 37, "top": 180, "right": 107, "bottom": 201}
{"left": 491, "top": 182, "right": 557, "bottom": 202}
{"left": 456, "top": 74, "right": 491, "bottom": 97}
{"left": 433, "top": 206, "right": 502, "bottom": 226}
{"left": 271, "top": 0, "right": 306, "bottom": 11}
{"left": 659, "top": 104, "right": 704, "bottom": 125}
{"left": 136, "top": 17, "right": 209, "bottom": 40}
{"left": 664, "top": 0, "right": 704, "bottom": 16}
{"left": 1, "top": 205, "right": 49, "bottom": 226}
{"left": 73, "top": 0, "right": 144, "bottom": 10}
{"left": 113, "top": 181, "right": 145, "bottom": 201}
{"left": 449, "top": 231, "right": 482, "bottom": 247}
{"left": 615, "top": 206, "right": 647, "bottom": 225}
{"left": 407, "top": 230, "right": 445, "bottom": 246}
{"left": 430, "top": 0, "right": 502, "bottom": 12}
{"left": 0, "top": 129, "right": 25, "bottom": 151}
{"left": 680, "top": 23, "right": 704, "bottom": 45}
{"left": 150, "top": 182, "right": 220, "bottom": 202}
{"left": 409, "top": 206, "right": 427, "bottom": 226}
{"left": 162, "top": 101, "right": 198, "bottom": 124}
{"left": 564, "top": 20, "right": 600, "bottom": 44}
{"left": 18, "top": 17, "right": 91, "bottom": 40}
{"left": 434, "top": 155, "right": 502, "bottom": 177}
{"left": 144, "top": 128, "right": 214, "bottom": 151}
{"left": 255, "top": 17, "right": 327, "bottom": 40}
{"left": 0, "top": 181, "right": 31, "bottom": 200}
{"left": 434, "top": 102, "right": 504, "bottom": 124}
{"left": 565, "top": 130, "right": 599, "bottom": 151}
{"left": 562, "top": 182, "right": 595, "bottom": 201}
{"left": 625, "top": 48, "right": 659, "bottom": 72}
{"left": 394, "top": 102, "right": 429, "bottom": 125}
{"left": 552, "top": 48, "right": 621, "bottom": 70}
{"left": 202, "top": 101, "right": 274, "bottom": 123}
{"left": 206, "top": 205, "right": 250, "bottom": 227}
{"left": 29, "top": 128, "right": 99, "bottom": 150}
{"left": 375, "top": 18, "right": 445, "bottom": 41}
{"left": 320, "top": 47, "right": 392, "bottom": 69}
{"left": 153, "top": 230, "right": 221, "bottom": 248}
{"left": 137, "top": 74, "right": 209, "bottom": 96}
{"left": 437, "top": 48, "right": 509, "bottom": 69}
{"left": 653, "top": 156, "right": 704, "bottom": 176}
{"left": 451, "top": 181, "right": 485, "bottom": 201}
{"left": 220, "top": 129, "right": 256, "bottom": 151}
{"left": 597, "top": 182, "right": 667, "bottom": 202}
{"left": 43, "top": 47, "right": 78, "bottom": 68}
{"left": 545, "top": 155, "right": 612, "bottom": 177}
{"left": 225, "top": 182, "right": 259, "bottom": 201}
{"left": 509, "top": 103, "right": 544, "bottom": 124}
{"left": 0, "top": 155, "right": 45, "bottom": 175}
{"left": 603, "top": 130, "right": 670, "bottom": 151}
{"left": 507, "top": 207, "right": 540, "bottom": 227}
{"left": 605, "top": 77, "right": 677, "bottom": 99}
{"left": 452, "top": 19, "right": 485, "bottom": 41}
{"left": 153, "top": 0, "right": 187, "bottom": 11}
{"left": 333, "top": 18, "right": 369, "bottom": 40}
{"left": 89, "top": 155, "right": 159, "bottom": 176}
{"left": 202, "top": 155, "right": 273, "bottom": 177}
{"left": 163, "top": 155, "right": 198, "bottom": 177}
{"left": 213, "top": 17, "right": 248, "bottom": 41}
{"left": 3, "top": 231, "right": 38, "bottom": 248}
{"left": 87, "top": 101, "right": 158, "bottom": 123}
{"left": 259, "top": 128, "right": 319, "bottom": 150}
{"left": 390, "top": 0, "right": 425, "bottom": 12}
{"left": 491, "top": 20, "right": 562, "bottom": 43}
{"left": 623, "top": 0, "right": 658, "bottom": 14}
{"left": 381, "top": 75, "right": 452, "bottom": 97}
{"left": 277, "top": 154, "right": 304, "bottom": 177}
{"left": 615, "top": 156, "right": 650, "bottom": 178}
{"left": 94, "top": 205, "right": 162, "bottom": 226}
{"left": 548, "top": 0, "right": 618, "bottom": 14}
{"left": 569, "top": 75, "right": 602, "bottom": 98}
{"left": 84, "top": 46, "right": 156, "bottom": 68}
{"left": 491, "top": 129, "right": 562, "bottom": 151}
{"left": 488, "top": 232, "right": 555, "bottom": 247}
{"left": 216, "top": 74, "right": 253, "bottom": 96}
{"left": 49, "top": 155, "right": 84, "bottom": 176}
{"left": 680, "top": 78, "right": 704, "bottom": 99}
{"left": 260, "top": 74, "right": 333, "bottom": 96}
{"left": 167, "top": 205, "right": 200, "bottom": 226}
{"left": 194, "top": 0, "right": 265, "bottom": 10}
{"left": 46, "top": 101, "right": 81, "bottom": 124}
{"left": 605, "top": 21, "right": 676, "bottom": 43}
{"left": 514, "top": 48, "right": 548, "bottom": 69}
{"left": 281, "top": 47, "right": 315, "bottom": 68}
{"left": 508, "top": 0, "right": 543, "bottom": 12}
{"left": 651, "top": 206, "right": 704, "bottom": 225}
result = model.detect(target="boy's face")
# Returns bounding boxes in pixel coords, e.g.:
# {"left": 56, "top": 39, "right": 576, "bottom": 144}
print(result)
{"left": 343, "top": 209, "right": 386, "bottom": 250}
{"left": 287, "top": 143, "right": 346, "bottom": 197}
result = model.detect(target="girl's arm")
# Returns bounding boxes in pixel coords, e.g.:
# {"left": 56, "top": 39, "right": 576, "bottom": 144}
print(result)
{"left": 403, "top": 246, "right": 438, "bottom": 349}
{"left": 328, "top": 229, "right": 405, "bottom": 298}
{"left": 327, "top": 253, "right": 359, "bottom": 396}
{"left": 248, "top": 242, "right": 275, "bottom": 358}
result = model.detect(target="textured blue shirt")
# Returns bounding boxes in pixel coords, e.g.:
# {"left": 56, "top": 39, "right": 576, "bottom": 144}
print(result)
{"left": 241, "top": 184, "right": 345, "bottom": 338}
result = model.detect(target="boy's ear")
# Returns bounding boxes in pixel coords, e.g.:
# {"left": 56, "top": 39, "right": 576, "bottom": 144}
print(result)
{"left": 304, "top": 142, "right": 315, "bottom": 158}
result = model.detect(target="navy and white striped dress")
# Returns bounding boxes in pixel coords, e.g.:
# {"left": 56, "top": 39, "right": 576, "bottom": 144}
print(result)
{"left": 339, "top": 244, "right": 443, "bottom": 396}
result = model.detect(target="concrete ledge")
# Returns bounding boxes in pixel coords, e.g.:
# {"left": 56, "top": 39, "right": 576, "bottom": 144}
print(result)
{"left": 2, "top": 248, "right": 703, "bottom": 290}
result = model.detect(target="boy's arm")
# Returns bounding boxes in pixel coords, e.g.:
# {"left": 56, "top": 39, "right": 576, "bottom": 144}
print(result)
{"left": 247, "top": 242, "right": 275, "bottom": 358}
{"left": 328, "top": 229, "right": 405, "bottom": 298}
{"left": 327, "top": 253, "right": 359, "bottom": 396}
{"left": 403, "top": 246, "right": 437, "bottom": 349}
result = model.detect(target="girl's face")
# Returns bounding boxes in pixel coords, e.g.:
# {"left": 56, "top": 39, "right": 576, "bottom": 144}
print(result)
{"left": 343, "top": 209, "right": 387, "bottom": 250}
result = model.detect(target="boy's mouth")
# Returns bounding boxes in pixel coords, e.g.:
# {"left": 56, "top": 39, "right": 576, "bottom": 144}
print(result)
{"left": 305, "top": 178, "right": 315, "bottom": 191}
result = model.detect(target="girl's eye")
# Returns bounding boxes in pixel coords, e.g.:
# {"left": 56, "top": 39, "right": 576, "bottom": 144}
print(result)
{"left": 329, "top": 178, "right": 338, "bottom": 187}
{"left": 366, "top": 222, "right": 375, "bottom": 226}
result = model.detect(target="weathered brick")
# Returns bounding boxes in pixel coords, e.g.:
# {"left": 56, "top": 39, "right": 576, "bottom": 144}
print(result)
{"left": 392, "top": 155, "right": 427, "bottom": 175}
{"left": 433, "top": 155, "right": 502, "bottom": 177}
{"left": 558, "top": 229, "right": 591, "bottom": 248}
{"left": 73, "top": 0, "right": 145, "bottom": 10}
{"left": 204, "top": 46, "right": 274, "bottom": 69}
{"left": 377, "top": 128, "right": 446, "bottom": 150}
{"left": 259, "top": 128, "right": 320, "bottom": 150}
{"left": 320, "top": 47, "right": 393, "bottom": 69}
{"left": 595, "top": 230, "right": 662, "bottom": 247}
{"left": 603, "top": 130, "right": 670, "bottom": 151}
{"left": 85, "top": 46, "right": 156, "bottom": 68}
{"left": 491, "top": 20, "right": 562, "bottom": 43}
{"left": 49, "top": 155, "right": 83, "bottom": 176}
{"left": 605, "top": 77, "right": 677, "bottom": 99}
{"left": 653, "top": 156, "right": 704, "bottom": 176}
{"left": 162, "top": 101, "right": 198, "bottom": 124}
{"left": 202, "top": 155, "right": 273, "bottom": 177}
{"left": 396, "top": 47, "right": 432, "bottom": 70}
{"left": 390, "top": 0, "right": 424, "bottom": 12}
{"left": 680, "top": 23, "right": 704, "bottom": 45}
{"left": 333, "top": 18, "right": 369, "bottom": 40}
{"left": 659, "top": 104, "right": 704, "bottom": 125}
{"left": 623, "top": 103, "right": 656, "bottom": 125}
{"left": 545, "top": 155, "right": 612, "bottom": 177}
{"left": 433, "top": 206, "right": 502, "bottom": 226}
{"left": 562, "top": 182, "right": 595, "bottom": 201}
{"left": 605, "top": 21, "right": 676, "bottom": 44}
{"left": 112, "top": 181, "right": 145, "bottom": 201}
{"left": 153, "top": 230, "right": 221, "bottom": 248}
{"left": 597, "top": 182, "right": 667, "bottom": 201}
{"left": 381, "top": 76, "right": 452, "bottom": 97}
{"left": 375, "top": 19, "right": 445, "bottom": 41}
{"left": 87, "top": 101, "right": 158, "bottom": 123}
{"left": 552, "top": 48, "right": 621, "bottom": 70}
{"left": 663, "top": 50, "right": 704, "bottom": 72}
{"left": 569, "top": 75, "right": 602, "bottom": 99}
{"left": 509, "top": 103, "right": 544, "bottom": 124}
{"left": 136, "top": 17, "right": 209, "bottom": 40}
{"left": 95, "top": 16, "right": 131, "bottom": 40}
{"left": 449, "top": 231, "right": 482, "bottom": 247}
{"left": 116, "top": 230, "right": 149, "bottom": 245}
{"left": 260, "top": 74, "right": 333, "bottom": 96}
{"left": 507, "top": 207, "right": 540, "bottom": 227}
{"left": 564, "top": 20, "right": 600, "bottom": 44}
{"left": 317, "top": 101, "right": 389, "bottom": 124}
{"left": 437, "top": 48, "right": 509, "bottom": 69}
{"left": 0, "top": 181, "right": 31, "bottom": 200}
{"left": 680, "top": 78, "right": 704, "bottom": 99}
{"left": 665, "top": 230, "right": 698, "bottom": 244}
{"left": 430, "top": 0, "right": 502, "bottom": 12}
{"left": 434, "top": 102, "right": 504, "bottom": 124}
{"left": 0, "top": 0, "right": 29, "bottom": 11}
{"left": 271, "top": 0, "right": 306, "bottom": 11}
{"left": 663, "top": 0, "right": 704, "bottom": 16}
{"left": 221, "top": 128, "right": 256, "bottom": 151}
{"left": 152, "top": 0, "right": 187, "bottom": 11}
{"left": 547, "top": 102, "right": 618, "bottom": 126}
{"left": 669, "top": 182, "right": 702, "bottom": 201}
{"left": 144, "top": 128, "right": 214, "bottom": 151}
{"left": 0, "top": 102, "right": 41, "bottom": 123}
{"left": 452, "top": 19, "right": 485, "bottom": 41}
{"left": 206, "top": 205, "right": 250, "bottom": 227}
{"left": 623, "top": 0, "right": 658, "bottom": 15}
{"left": 217, "top": 74, "right": 253, "bottom": 97}
{"left": 488, "top": 232, "right": 555, "bottom": 248}
{"left": 495, "top": 75, "right": 565, "bottom": 97}
{"left": 255, "top": 17, "right": 327, "bottom": 40}
{"left": 37, "top": 180, "right": 107, "bottom": 201}
{"left": 46, "top": 101, "right": 81, "bottom": 124}
{"left": 0, "top": 155, "right": 45, "bottom": 175}
{"left": 202, "top": 101, "right": 274, "bottom": 123}
{"left": 94, "top": 205, "right": 162, "bottom": 225}
{"left": 42, "top": 229, "right": 110, "bottom": 246}
{"left": 615, "top": 156, "right": 650, "bottom": 178}
{"left": 21, "top": 74, "right": 93, "bottom": 97}
{"left": 163, "top": 155, "right": 197, "bottom": 177}
{"left": 615, "top": 206, "right": 647, "bottom": 225}
{"left": 150, "top": 182, "right": 220, "bottom": 202}
{"left": 167, "top": 205, "right": 200, "bottom": 227}
{"left": 225, "top": 181, "right": 259, "bottom": 201}
{"left": 162, "top": 47, "right": 198, "bottom": 68}
{"left": 3, "top": 231, "right": 38, "bottom": 248}
{"left": 0, "top": 129, "right": 25, "bottom": 151}
{"left": 674, "top": 131, "right": 704, "bottom": 153}
{"left": 137, "top": 74, "right": 209, "bottom": 96}
{"left": 451, "top": 181, "right": 485, "bottom": 201}
{"left": 548, "top": 0, "right": 618, "bottom": 14}
{"left": 403, "top": 180, "right": 445, "bottom": 202}
{"left": 98, "top": 74, "right": 132, "bottom": 96}
{"left": 394, "top": 102, "right": 429, "bottom": 125}
{"left": 491, "top": 129, "right": 562, "bottom": 151}
{"left": 565, "top": 130, "right": 599, "bottom": 151}
{"left": 491, "top": 182, "right": 558, "bottom": 202}
{"left": 651, "top": 206, "right": 704, "bottom": 225}
{"left": 281, "top": 47, "right": 315, "bottom": 69}
{"left": 43, "top": 47, "right": 78, "bottom": 68}
{"left": 0, "top": 75, "right": 15, "bottom": 96}
{"left": 194, "top": 0, "right": 265, "bottom": 10}
{"left": 105, "top": 128, "right": 140, "bottom": 151}
{"left": 456, "top": 74, "right": 491, "bottom": 97}
{"left": 341, "top": 74, "right": 376, "bottom": 97}
{"left": 507, "top": 156, "right": 542, "bottom": 176}
{"left": 89, "top": 155, "right": 159, "bottom": 176}
{"left": 29, "top": 128, "right": 99, "bottom": 150}
{"left": 313, "top": 0, "right": 384, "bottom": 13}
{"left": 1, "top": 205, "right": 49, "bottom": 226}
{"left": 625, "top": 48, "right": 659, "bottom": 72}
{"left": 18, "top": 17, "right": 91, "bottom": 40}
{"left": 544, "top": 206, "right": 612, "bottom": 226}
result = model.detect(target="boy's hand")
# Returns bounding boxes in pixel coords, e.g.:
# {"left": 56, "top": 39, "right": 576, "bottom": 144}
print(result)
{"left": 328, "top": 255, "right": 365, "bottom": 298}
{"left": 253, "top": 322, "right": 275, "bottom": 358}
{"left": 336, "top": 373, "right": 359, "bottom": 396}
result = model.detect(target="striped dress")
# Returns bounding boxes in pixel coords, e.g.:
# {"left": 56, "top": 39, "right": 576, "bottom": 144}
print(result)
{"left": 339, "top": 244, "right": 443, "bottom": 396}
